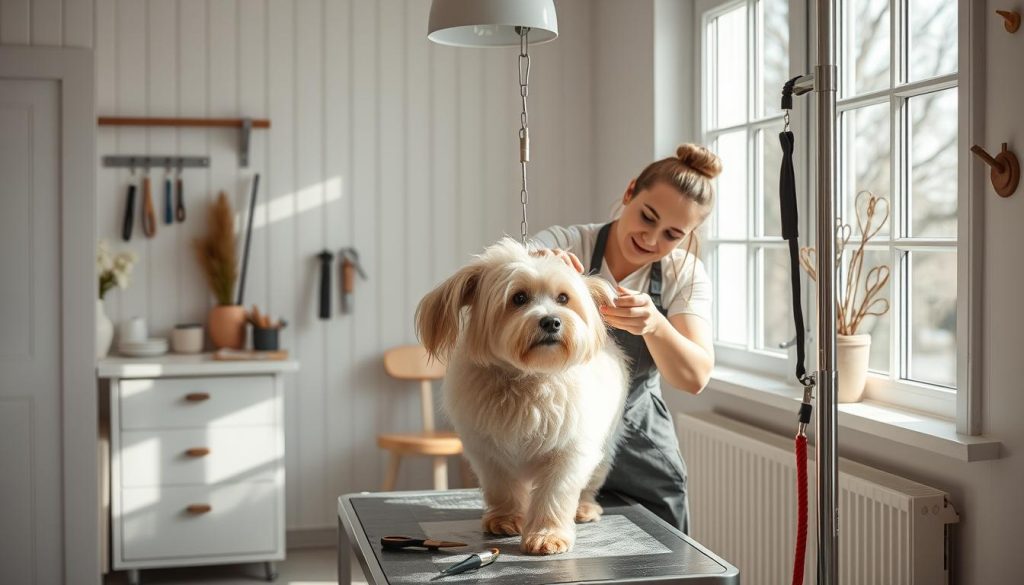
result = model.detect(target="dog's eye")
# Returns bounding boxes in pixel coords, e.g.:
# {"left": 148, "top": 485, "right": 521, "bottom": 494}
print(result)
{"left": 556, "top": 293, "right": 569, "bottom": 304}
{"left": 512, "top": 291, "right": 529, "bottom": 306}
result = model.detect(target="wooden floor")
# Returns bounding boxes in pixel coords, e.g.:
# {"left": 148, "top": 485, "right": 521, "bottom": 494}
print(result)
{"left": 103, "top": 548, "right": 367, "bottom": 585}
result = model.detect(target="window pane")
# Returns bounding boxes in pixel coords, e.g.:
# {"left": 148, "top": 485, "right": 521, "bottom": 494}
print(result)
{"left": 842, "top": 103, "right": 891, "bottom": 238}
{"left": 760, "top": 0, "right": 789, "bottom": 117}
{"left": 910, "top": 89, "right": 957, "bottom": 238}
{"left": 846, "top": 0, "right": 890, "bottom": 96}
{"left": 841, "top": 248, "right": 892, "bottom": 373}
{"left": 908, "top": 250, "right": 956, "bottom": 387}
{"left": 717, "top": 244, "right": 748, "bottom": 345}
{"left": 713, "top": 6, "right": 748, "bottom": 128}
{"left": 909, "top": 0, "right": 957, "bottom": 82}
{"left": 713, "top": 130, "right": 749, "bottom": 239}
{"left": 758, "top": 246, "right": 790, "bottom": 353}
{"left": 760, "top": 122, "right": 785, "bottom": 237}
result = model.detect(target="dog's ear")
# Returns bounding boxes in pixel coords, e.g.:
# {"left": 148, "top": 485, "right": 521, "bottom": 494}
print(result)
{"left": 416, "top": 263, "right": 483, "bottom": 360}
{"left": 586, "top": 276, "right": 616, "bottom": 309}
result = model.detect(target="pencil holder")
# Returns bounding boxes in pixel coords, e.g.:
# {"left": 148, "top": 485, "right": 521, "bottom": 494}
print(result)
{"left": 252, "top": 327, "right": 279, "bottom": 351}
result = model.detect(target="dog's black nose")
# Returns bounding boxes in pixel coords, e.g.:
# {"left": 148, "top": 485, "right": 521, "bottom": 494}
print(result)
{"left": 539, "top": 316, "right": 562, "bottom": 333}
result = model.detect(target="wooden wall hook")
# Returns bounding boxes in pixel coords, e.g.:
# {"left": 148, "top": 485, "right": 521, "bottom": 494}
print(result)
{"left": 971, "top": 143, "right": 1020, "bottom": 198}
{"left": 997, "top": 10, "right": 1021, "bottom": 33}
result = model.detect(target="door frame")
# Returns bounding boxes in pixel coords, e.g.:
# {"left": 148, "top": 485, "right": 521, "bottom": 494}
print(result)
{"left": 0, "top": 46, "right": 97, "bottom": 584}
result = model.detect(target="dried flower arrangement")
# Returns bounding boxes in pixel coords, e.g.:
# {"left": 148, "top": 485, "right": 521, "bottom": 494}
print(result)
{"left": 800, "top": 191, "right": 892, "bottom": 335}
{"left": 194, "top": 191, "right": 238, "bottom": 306}
{"left": 97, "top": 239, "right": 137, "bottom": 299}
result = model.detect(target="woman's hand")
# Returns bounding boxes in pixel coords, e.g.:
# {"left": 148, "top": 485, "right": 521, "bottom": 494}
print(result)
{"left": 600, "top": 286, "right": 668, "bottom": 336}
{"left": 532, "top": 248, "right": 584, "bottom": 274}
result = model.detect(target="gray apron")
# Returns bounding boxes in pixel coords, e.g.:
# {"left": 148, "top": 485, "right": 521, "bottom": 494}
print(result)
{"left": 591, "top": 222, "right": 690, "bottom": 533}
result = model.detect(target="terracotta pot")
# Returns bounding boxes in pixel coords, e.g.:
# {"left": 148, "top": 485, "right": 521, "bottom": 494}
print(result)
{"left": 837, "top": 334, "right": 871, "bottom": 403}
{"left": 207, "top": 305, "right": 246, "bottom": 349}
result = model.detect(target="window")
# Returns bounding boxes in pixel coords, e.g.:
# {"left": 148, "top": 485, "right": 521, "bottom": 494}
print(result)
{"left": 700, "top": 0, "right": 962, "bottom": 419}
{"left": 837, "top": 0, "right": 959, "bottom": 415}
{"left": 699, "top": 0, "right": 799, "bottom": 376}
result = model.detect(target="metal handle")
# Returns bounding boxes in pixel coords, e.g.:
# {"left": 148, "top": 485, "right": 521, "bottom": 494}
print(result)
{"left": 186, "top": 504, "right": 212, "bottom": 515}
{"left": 185, "top": 447, "right": 210, "bottom": 457}
{"left": 184, "top": 392, "right": 210, "bottom": 402}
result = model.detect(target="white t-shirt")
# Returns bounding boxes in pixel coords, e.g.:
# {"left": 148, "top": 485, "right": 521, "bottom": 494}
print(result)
{"left": 532, "top": 223, "right": 713, "bottom": 323}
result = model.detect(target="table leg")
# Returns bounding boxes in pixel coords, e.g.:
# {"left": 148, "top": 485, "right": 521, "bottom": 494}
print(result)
{"left": 338, "top": 518, "right": 352, "bottom": 585}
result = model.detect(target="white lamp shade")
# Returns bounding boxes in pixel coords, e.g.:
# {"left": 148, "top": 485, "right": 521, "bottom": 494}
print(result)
{"left": 427, "top": 0, "right": 558, "bottom": 47}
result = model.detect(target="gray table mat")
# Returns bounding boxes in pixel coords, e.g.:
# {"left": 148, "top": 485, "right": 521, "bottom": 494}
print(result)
{"left": 348, "top": 490, "right": 733, "bottom": 584}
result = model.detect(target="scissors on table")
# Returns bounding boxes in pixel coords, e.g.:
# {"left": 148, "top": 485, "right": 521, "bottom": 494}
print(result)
{"left": 380, "top": 536, "right": 468, "bottom": 551}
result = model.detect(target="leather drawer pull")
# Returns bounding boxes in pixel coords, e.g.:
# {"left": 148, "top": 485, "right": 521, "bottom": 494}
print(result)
{"left": 184, "top": 392, "right": 210, "bottom": 402}
{"left": 185, "top": 447, "right": 210, "bottom": 457}
{"left": 186, "top": 504, "right": 212, "bottom": 515}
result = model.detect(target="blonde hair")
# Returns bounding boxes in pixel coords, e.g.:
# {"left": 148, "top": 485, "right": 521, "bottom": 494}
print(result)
{"left": 612, "top": 143, "right": 723, "bottom": 301}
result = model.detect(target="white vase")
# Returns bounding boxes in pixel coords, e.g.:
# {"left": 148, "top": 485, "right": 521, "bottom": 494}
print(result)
{"left": 837, "top": 334, "right": 871, "bottom": 403}
{"left": 96, "top": 299, "right": 113, "bottom": 359}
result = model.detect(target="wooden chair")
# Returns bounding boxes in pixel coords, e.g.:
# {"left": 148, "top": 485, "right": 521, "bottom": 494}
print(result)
{"left": 378, "top": 345, "right": 463, "bottom": 491}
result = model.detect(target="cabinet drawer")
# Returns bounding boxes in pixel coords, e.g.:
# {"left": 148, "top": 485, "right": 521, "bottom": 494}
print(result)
{"left": 120, "top": 427, "right": 279, "bottom": 487}
{"left": 121, "top": 483, "right": 278, "bottom": 562}
{"left": 119, "top": 376, "right": 275, "bottom": 429}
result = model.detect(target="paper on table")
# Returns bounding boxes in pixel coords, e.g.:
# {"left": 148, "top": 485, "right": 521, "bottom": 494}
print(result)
{"left": 420, "top": 515, "right": 671, "bottom": 563}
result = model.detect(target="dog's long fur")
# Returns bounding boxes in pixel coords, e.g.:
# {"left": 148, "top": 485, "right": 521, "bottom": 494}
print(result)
{"left": 416, "top": 239, "right": 629, "bottom": 555}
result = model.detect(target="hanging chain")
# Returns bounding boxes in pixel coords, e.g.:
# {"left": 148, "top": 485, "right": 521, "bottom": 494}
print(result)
{"left": 784, "top": 109, "right": 791, "bottom": 132}
{"left": 518, "top": 27, "right": 531, "bottom": 244}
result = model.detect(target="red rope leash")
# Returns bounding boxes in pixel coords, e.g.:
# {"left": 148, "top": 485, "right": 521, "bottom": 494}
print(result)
{"left": 792, "top": 433, "right": 809, "bottom": 585}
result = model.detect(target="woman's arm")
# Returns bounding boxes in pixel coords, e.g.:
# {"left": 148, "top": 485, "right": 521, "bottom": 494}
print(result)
{"left": 600, "top": 286, "right": 715, "bottom": 394}
{"left": 645, "top": 313, "right": 715, "bottom": 394}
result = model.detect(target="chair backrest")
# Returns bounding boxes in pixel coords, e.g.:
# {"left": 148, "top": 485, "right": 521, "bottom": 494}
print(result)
{"left": 383, "top": 345, "right": 445, "bottom": 432}
{"left": 383, "top": 345, "right": 446, "bottom": 380}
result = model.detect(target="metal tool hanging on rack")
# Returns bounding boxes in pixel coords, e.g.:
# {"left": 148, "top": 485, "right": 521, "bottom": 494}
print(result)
{"left": 175, "top": 160, "right": 186, "bottom": 222}
{"left": 339, "top": 248, "right": 367, "bottom": 315}
{"left": 318, "top": 250, "right": 335, "bottom": 320}
{"left": 140, "top": 169, "right": 157, "bottom": 238}
{"left": 163, "top": 160, "right": 174, "bottom": 225}
{"left": 107, "top": 156, "right": 207, "bottom": 235}
{"left": 121, "top": 163, "right": 138, "bottom": 242}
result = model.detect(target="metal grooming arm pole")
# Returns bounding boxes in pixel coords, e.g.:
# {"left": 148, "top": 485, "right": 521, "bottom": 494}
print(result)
{"left": 814, "top": 0, "right": 839, "bottom": 582}
{"left": 786, "top": 1, "right": 839, "bottom": 582}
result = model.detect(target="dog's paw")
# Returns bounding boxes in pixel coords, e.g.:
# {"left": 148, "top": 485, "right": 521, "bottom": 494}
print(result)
{"left": 482, "top": 513, "right": 524, "bottom": 536}
{"left": 521, "top": 530, "right": 574, "bottom": 555}
{"left": 575, "top": 500, "right": 603, "bottom": 523}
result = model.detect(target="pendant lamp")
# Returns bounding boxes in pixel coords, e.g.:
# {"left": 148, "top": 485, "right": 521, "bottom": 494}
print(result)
{"left": 427, "top": 0, "right": 558, "bottom": 243}
{"left": 427, "top": 0, "right": 558, "bottom": 47}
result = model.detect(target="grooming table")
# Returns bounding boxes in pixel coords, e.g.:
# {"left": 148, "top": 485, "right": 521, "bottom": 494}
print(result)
{"left": 337, "top": 489, "right": 739, "bottom": 584}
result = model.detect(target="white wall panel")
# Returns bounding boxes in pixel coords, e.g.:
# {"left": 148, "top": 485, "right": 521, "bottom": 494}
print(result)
{"left": 93, "top": 0, "right": 597, "bottom": 530}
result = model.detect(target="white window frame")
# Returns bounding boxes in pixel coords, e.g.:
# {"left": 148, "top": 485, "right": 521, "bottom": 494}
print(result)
{"left": 697, "top": 0, "right": 811, "bottom": 379}
{"left": 696, "top": 0, "right": 982, "bottom": 434}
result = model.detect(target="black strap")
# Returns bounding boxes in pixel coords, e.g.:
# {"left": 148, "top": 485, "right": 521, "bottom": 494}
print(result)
{"left": 779, "top": 130, "right": 812, "bottom": 387}
{"left": 591, "top": 222, "right": 664, "bottom": 309}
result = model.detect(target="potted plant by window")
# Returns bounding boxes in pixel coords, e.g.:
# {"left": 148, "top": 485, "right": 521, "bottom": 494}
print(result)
{"left": 801, "top": 191, "right": 891, "bottom": 403}
{"left": 195, "top": 191, "right": 245, "bottom": 349}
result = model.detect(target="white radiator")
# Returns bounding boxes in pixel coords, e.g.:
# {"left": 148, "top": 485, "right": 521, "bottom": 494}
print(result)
{"left": 677, "top": 412, "right": 959, "bottom": 585}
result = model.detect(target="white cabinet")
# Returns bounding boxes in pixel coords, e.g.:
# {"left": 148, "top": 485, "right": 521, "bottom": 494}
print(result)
{"left": 99, "top": 355, "right": 298, "bottom": 584}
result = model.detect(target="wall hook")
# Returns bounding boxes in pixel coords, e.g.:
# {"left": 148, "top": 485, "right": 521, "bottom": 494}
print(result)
{"left": 997, "top": 10, "right": 1020, "bottom": 33}
{"left": 971, "top": 143, "right": 1020, "bottom": 198}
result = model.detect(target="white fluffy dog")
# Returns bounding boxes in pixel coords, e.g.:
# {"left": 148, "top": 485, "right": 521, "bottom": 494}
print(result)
{"left": 416, "top": 238, "right": 629, "bottom": 555}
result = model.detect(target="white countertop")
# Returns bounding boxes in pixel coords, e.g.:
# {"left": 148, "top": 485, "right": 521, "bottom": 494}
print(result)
{"left": 97, "top": 353, "right": 300, "bottom": 378}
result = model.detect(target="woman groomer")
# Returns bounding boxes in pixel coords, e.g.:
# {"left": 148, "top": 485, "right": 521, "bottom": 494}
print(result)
{"left": 532, "top": 143, "right": 720, "bottom": 534}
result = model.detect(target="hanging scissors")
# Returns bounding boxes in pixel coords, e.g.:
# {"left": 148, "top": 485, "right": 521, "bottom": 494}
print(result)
{"left": 380, "top": 536, "right": 467, "bottom": 551}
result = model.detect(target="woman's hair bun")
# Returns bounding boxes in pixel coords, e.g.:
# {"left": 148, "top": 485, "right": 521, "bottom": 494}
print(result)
{"left": 676, "top": 143, "right": 723, "bottom": 179}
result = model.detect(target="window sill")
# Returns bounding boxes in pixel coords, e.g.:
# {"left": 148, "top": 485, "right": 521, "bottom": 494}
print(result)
{"left": 706, "top": 365, "right": 1002, "bottom": 462}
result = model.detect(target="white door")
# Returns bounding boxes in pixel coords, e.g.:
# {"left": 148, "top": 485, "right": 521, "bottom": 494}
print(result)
{"left": 0, "top": 78, "right": 63, "bottom": 584}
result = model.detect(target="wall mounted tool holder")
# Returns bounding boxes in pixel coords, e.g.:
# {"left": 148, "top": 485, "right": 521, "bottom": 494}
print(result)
{"left": 103, "top": 155, "right": 210, "bottom": 169}
{"left": 97, "top": 117, "right": 271, "bottom": 167}
{"left": 971, "top": 143, "right": 1020, "bottom": 198}
{"left": 997, "top": 9, "right": 1020, "bottom": 33}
